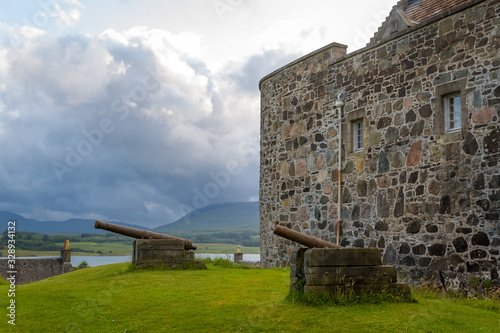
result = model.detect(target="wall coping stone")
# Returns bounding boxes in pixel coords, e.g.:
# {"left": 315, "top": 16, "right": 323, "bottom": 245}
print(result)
{"left": 258, "top": 0, "right": 487, "bottom": 91}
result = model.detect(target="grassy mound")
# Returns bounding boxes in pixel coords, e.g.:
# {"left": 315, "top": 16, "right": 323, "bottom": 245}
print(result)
{"left": 1, "top": 263, "right": 499, "bottom": 332}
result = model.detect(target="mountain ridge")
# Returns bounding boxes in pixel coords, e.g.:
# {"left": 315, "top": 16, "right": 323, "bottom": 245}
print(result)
{"left": 0, "top": 211, "right": 151, "bottom": 234}
{"left": 0, "top": 201, "right": 259, "bottom": 235}
{"left": 154, "top": 201, "right": 259, "bottom": 233}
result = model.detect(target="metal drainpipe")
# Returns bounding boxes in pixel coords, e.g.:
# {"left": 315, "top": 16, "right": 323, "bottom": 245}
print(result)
{"left": 335, "top": 90, "right": 345, "bottom": 245}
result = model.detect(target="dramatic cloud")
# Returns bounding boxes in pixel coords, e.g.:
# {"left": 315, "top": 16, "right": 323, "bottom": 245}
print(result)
{"left": 0, "top": 25, "right": 286, "bottom": 227}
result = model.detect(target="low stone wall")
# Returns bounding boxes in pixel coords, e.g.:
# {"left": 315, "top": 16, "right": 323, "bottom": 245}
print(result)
{"left": 0, "top": 257, "right": 73, "bottom": 285}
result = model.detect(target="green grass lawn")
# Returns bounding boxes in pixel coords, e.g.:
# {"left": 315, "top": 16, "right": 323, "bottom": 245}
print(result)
{"left": 66, "top": 241, "right": 134, "bottom": 255}
{"left": 1, "top": 263, "right": 498, "bottom": 332}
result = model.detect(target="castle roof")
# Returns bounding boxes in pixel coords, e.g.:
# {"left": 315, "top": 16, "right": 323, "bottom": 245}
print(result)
{"left": 368, "top": 0, "right": 476, "bottom": 46}
{"left": 404, "top": 0, "right": 472, "bottom": 22}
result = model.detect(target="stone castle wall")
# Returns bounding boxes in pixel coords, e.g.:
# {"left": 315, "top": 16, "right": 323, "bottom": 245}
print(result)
{"left": 259, "top": 0, "right": 499, "bottom": 287}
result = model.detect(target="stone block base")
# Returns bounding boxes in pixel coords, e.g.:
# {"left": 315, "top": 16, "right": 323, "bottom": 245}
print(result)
{"left": 133, "top": 239, "right": 204, "bottom": 269}
{"left": 304, "top": 282, "right": 411, "bottom": 297}
{"left": 290, "top": 247, "right": 411, "bottom": 298}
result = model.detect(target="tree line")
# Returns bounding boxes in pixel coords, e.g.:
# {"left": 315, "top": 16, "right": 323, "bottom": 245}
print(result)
{"left": 0, "top": 230, "right": 131, "bottom": 252}
{"left": 0, "top": 228, "right": 260, "bottom": 252}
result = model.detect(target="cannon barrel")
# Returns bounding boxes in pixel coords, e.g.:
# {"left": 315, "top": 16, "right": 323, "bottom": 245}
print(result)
{"left": 95, "top": 220, "right": 197, "bottom": 250}
{"left": 273, "top": 224, "right": 343, "bottom": 249}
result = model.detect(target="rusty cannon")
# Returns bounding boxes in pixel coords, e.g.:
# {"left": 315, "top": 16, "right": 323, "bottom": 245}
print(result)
{"left": 94, "top": 220, "right": 197, "bottom": 250}
{"left": 273, "top": 224, "right": 343, "bottom": 249}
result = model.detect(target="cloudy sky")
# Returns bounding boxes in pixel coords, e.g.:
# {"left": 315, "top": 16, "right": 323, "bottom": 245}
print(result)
{"left": 0, "top": 0, "right": 396, "bottom": 228}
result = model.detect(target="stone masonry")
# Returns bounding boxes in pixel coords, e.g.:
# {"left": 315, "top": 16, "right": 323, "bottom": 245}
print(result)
{"left": 133, "top": 239, "right": 202, "bottom": 268}
{"left": 0, "top": 257, "right": 73, "bottom": 285}
{"left": 259, "top": 0, "right": 499, "bottom": 287}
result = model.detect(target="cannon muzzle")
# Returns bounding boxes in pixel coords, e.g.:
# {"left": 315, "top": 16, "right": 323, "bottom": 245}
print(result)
{"left": 95, "top": 220, "right": 197, "bottom": 250}
{"left": 273, "top": 224, "right": 343, "bottom": 249}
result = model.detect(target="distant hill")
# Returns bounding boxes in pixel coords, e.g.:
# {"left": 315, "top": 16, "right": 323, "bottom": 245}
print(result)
{"left": 0, "top": 211, "right": 152, "bottom": 235}
{"left": 0, "top": 201, "right": 259, "bottom": 235}
{"left": 154, "top": 202, "right": 259, "bottom": 233}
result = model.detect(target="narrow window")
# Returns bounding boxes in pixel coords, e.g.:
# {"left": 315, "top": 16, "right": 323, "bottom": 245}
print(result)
{"left": 444, "top": 93, "right": 461, "bottom": 133}
{"left": 353, "top": 120, "right": 364, "bottom": 152}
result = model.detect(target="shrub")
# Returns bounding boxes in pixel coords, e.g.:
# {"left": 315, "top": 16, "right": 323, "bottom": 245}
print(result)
{"left": 75, "top": 260, "right": 90, "bottom": 270}
{"left": 211, "top": 257, "right": 250, "bottom": 269}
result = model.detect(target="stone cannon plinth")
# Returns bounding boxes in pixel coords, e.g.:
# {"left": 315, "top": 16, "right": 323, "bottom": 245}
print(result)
{"left": 291, "top": 247, "right": 411, "bottom": 297}
{"left": 133, "top": 239, "right": 204, "bottom": 269}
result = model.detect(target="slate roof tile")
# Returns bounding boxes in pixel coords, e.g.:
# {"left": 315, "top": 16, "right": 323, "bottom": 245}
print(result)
{"left": 403, "top": 0, "right": 473, "bottom": 23}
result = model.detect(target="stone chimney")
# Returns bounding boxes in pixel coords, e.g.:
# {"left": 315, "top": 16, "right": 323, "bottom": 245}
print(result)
{"left": 330, "top": 42, "right": 348, "bottom": 60}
